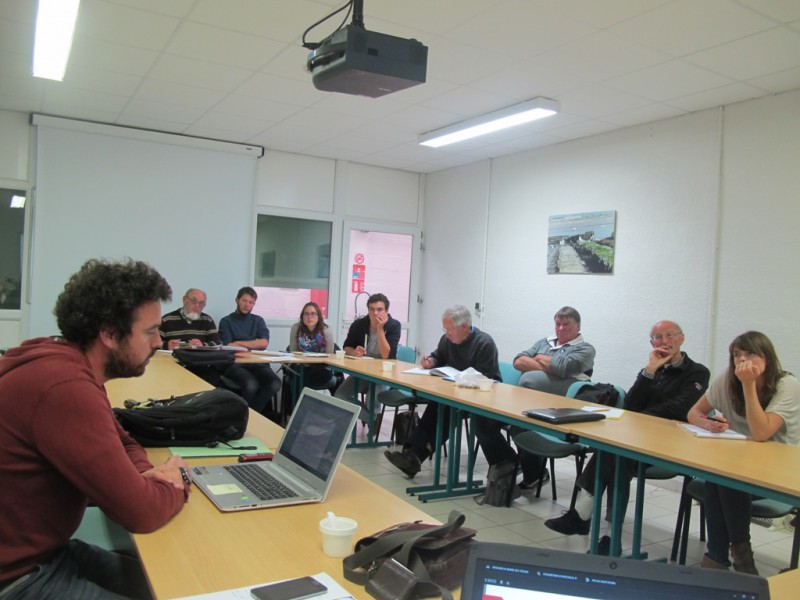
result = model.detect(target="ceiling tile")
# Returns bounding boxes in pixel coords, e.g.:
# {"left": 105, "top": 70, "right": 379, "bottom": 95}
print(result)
{"left": 746, "top": 66, "right": 800, "bottom": 93}
{"left": 558, "top": 84, "right": 653, "bottom": 118}
{"left": 77, "top": 0, "right": 181, "bottom": 51}
{"left": 135, "top": 79, "right": 226, "bottom": 110}
{"left": 185, "top": 111, "right": 275, "bottom": 137}
{"left": 534, "top": 30, "right": 672, "bottom": 83}
{"left": 665, "top": 82, "right": 768, "bottom": 112}
{"left": 213, "top": 95, "right": 299, "bottom": 122}
{"left": 148, "top": 54, "right": 253, "bottom": 92}
{"left": 608, "top": 59, "right": 734, "bottom": 101}
{"left": 108, "top": 0, "right": 195, "bottom": 19}
{"left": 444, "top": 0, "right": 596, "bottom": 60}
{"left": 166, "top": 22, "right": 285, "bottom": 70}
{"left": 684, "top": 26, "right": 800, "bottom": 80}
{"left": 600, "top": 103, "right": 686, "bottom": 127}
{"left": 121, "top": 98, "right": 205, "bottom": 124}
{"left": 737, "top": 0, "right": 800, "bottom": 22}
{"left": 534, "top": 0, "right": 672, "bottom": 28}
{"left": 610, "top": 0, "right": 777, "bottom": 56}
{"left": 189, "top": 0, "right": 322, "bottom": 43}
{"left": 69, "top": 38, "right": 159, "bottom": 77}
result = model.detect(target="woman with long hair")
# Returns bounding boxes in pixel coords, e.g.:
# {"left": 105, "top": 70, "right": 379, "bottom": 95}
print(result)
{"left": 687, "top": 331, "right": 800, "bottom": 574}
{"left": 289, "top": 302, "right": 338, "bottom": 390}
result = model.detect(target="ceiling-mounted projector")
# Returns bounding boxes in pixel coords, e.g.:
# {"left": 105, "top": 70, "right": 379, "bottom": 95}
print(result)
{"left": 306, "top": 24, "right": 428, "bottom": 98}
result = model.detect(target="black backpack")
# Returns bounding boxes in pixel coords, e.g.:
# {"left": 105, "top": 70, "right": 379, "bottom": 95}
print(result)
{"left": 573, "top": 382, "right": 620, "bottom": 407}
{"left": 113, "top": 388, "right": 249, "bottom": 447}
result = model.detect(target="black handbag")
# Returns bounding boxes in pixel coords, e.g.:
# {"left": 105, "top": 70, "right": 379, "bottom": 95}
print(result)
{"left": 342, "top": 511, "right": 475, "bottom": 600}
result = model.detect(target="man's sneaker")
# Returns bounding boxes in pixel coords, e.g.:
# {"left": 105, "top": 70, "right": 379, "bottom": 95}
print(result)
{"left": 519, "top": 468, "right": 550, "bottom": 491}
{"left": 384, "top": 449, "right": 421, "bottom": 478}
{"left": 544, "top": 508, "right": 591, "bottom": 535}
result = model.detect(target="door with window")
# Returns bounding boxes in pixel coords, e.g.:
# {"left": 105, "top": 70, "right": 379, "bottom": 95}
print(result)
{"left": 340, "top": 222, "right": 421, "bottom": 355}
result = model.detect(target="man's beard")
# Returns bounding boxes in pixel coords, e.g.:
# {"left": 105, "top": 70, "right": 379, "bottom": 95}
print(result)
{"left": 184, "top": 311, "right": 200, "bottom": 321}
{"left": 105, "top": 345, "right": 155, "bottom": 379}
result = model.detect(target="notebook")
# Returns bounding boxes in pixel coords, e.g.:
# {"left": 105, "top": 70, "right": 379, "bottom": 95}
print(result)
{"left": 461, "top": 542, "right": 770, "bottom": 600}
{"left": 190, "top": 388, "right": 359, "bottom": 512}
{"left": 523, "top": 407, "right": 606, "bottom": 424}
{"left": 679, "top": 423, "right": 747, "bottom": 440}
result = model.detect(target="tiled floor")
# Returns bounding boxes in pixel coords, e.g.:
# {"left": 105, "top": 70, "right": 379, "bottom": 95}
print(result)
{"left": 342, "top": 410, "right": 796, "bottom": 577}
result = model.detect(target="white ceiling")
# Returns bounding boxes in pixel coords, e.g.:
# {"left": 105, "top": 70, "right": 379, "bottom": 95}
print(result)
{"left": 2, "top": 0, "right": 799, "bottom": 174}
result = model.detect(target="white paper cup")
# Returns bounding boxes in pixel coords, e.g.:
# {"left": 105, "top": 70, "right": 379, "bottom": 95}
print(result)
{"left": 319, "top": 515, "right": 358, "bottom": 557}
{"left": 335, "top": 350, "right": 345, "bottom": 359}
{"left": 382, "top": 361, "right": 393, "bottom": 372}
{"left": 477, "top": 378, "right": 493, "bottom": 392}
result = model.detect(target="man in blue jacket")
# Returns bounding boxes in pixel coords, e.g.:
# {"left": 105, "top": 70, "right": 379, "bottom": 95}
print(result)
{"left": 219, "top": 287, "right": 281, "bottom": 414}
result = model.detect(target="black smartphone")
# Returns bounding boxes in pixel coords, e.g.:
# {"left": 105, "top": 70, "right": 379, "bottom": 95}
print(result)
{"left": 250, "top": 576, "right": 327, "bottom": 600}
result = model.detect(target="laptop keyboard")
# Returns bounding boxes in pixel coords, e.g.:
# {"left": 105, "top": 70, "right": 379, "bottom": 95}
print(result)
{"left": 224, "top": 464, "right": 299, "bottom": 501}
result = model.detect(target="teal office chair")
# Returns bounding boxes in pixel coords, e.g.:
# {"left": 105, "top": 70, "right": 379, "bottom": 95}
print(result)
{"left": 498, "top": 361, "right": 521, "bottom": 386}
{"left": 514, "top": 381, "right": 625, "bottom": 506}
{"left": 376, "top": 345, "right": 425, "bottom": 442}
{"left": 671, "top": 478, "right": 799, "bottom": 570}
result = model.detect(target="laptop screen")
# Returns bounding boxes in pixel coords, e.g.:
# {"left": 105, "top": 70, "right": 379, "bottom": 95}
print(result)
{"left": 462, "top": 543, "right": 769, "bottom": 600}
{"left": 278, "top": 392, "right": 355, "bottom": 482}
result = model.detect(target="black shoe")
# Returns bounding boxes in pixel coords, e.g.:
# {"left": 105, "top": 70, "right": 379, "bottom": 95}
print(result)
{"left": 596, "top": 535, "right": 611, "bottom": 556}
{"left": 545, "top": 508, "right": 591, "bottom": 535}
{"left": 519, "top": 468, "right": 550, "bottom": 490}
{"left": 384, "top": 449, "right": 421, "bottom": 478}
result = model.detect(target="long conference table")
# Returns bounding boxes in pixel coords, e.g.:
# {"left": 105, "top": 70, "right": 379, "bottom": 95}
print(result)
{"left": 108, "top": 352, "right": 798, "bottom": 598}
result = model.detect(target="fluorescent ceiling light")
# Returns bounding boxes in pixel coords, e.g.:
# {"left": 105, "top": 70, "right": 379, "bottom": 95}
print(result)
{"left": 10, "top": 195, "right": 26, "bottom": 209}
{"left": 419, "top": 97, "right": 560, "bottom": 148}
{"left": 33, "top": 0, "right": 81, "bottom": 81}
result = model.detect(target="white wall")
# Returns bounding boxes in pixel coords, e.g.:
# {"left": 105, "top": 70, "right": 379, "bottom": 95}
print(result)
{"left": 419, "top": 161, "right": 491, "bottom": 354}
{"left": 713, "top": 89, "right": 800, "bottom": 372}
{"left": 421, "top": 88, "right": 800, "bottom": 387}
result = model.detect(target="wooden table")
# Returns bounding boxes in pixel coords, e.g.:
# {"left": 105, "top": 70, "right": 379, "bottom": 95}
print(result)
{"left": 107, "top": 354, "right": 439, "bottom": 600}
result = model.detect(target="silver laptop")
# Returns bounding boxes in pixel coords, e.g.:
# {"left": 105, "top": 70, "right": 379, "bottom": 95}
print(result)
{"left": 190, "top": 388, "right": 359, "bottom": 512}
{"left": 461, "top": 542, "right": 770, "bottom": 599}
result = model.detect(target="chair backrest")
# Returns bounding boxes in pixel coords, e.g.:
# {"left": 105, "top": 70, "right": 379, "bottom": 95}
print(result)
{"left": 499, "top": 361, "right": 521, "bottom": 386}
{"left": 566, "top": 381, "right": 626, "bottom": 408}
{"left": 397, "top": 345, "right": 415, "bottom": 363}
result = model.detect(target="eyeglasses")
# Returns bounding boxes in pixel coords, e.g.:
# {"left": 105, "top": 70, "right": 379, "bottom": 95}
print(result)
{"left": 651, "top": 332, "right": 682, "bottom": 342}
{"left": 302, "top": 312, "right": 319, "bottom": 317}
{"left": 186, "top": 296, "right": 206, "bottom": 307}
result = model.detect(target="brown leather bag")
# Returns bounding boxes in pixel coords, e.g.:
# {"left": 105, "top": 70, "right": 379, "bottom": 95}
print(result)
{"left": 342, "top": 511, "right": 475, "bottom": 599}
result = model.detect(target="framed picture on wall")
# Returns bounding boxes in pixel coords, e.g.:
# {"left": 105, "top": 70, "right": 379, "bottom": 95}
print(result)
{"left": 547, "top": 211, "right": 616, "bottom": 275}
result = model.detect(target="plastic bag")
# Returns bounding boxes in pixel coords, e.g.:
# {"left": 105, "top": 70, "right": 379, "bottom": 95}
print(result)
{"left": 453, "top": 367, "right": 484, "bottom": 388}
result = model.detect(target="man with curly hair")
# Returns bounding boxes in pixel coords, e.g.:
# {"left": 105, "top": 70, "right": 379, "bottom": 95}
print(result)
{"left": 0, "top": 258, "right": 189, "bottom": 599}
